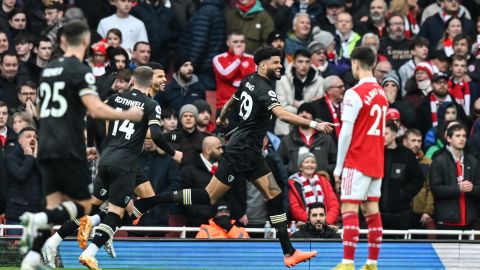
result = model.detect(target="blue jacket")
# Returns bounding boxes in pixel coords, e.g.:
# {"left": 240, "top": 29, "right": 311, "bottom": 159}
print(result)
{"left": 155, "top": 73, "right": 206, "bottom": 112}
{"left": 177, "top": 0, "right": 226, "bottom": 74}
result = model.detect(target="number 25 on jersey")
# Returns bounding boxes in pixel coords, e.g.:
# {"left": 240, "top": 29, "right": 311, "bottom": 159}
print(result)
{"left": 39, "top": 82, "right": 67, "bottom": 118}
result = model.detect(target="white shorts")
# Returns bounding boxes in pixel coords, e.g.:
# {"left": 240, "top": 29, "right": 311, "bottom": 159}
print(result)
{"left": 341, "top": 167, "right": 381, "bottom": 204}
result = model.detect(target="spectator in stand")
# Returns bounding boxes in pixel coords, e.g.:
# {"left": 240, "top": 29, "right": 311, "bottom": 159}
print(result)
{"left": 11, "top": 81, "right": 37, "bottom": 117}
{"left": 415, "top": 73, "right": 467, "bottom": 136}
{"left": 318, "top": 0, "right": 345, "bottom": 35}
{"left": 430, "top": 123, "right": 480, "bottom": 236}
{"left": 334, "top": 12, "right": 360, "bottom": 60}
{"left": 309, "top": 75, "right": 344, "bottom": 143}
{"left": 355, "top": 0, "right": 387, "bottom": 38}
{"left": 399, "top": 37, "right": 430, "bottom": 95}
{"left": 379, "top": 13, "right": 411, "bottom": 70}
{"left": 423, "top": 101, "right": 459, "bottom": 151}
{"left": 290, "top": 0, "right": 323, "bottom": 25}
{"left": 225, "top": 0, "right": 274, "bottom": 54}
{"left": 0, "top": 52, "right": 30, "bottom": 109}
{"left": 14, "top": 32, "right": 34, "bottom": 64}
{"left": 156, "top": 56, "right": 205, "bottom": 112}
{"left": 381, "top": 122, "right": 423, "bottom": 231}
{"left": 426, "top": 119, "right": 460, "bottom": 159}
{"left": 0, "top": 31, "right": 9, "bottom": 54}
{"left": 449, "top": 54, "right": 480, "bottom": 117}
{"left": 89, "top": 39, "right": 108, "bottom": 77}
{"left": 196, "top": 201, "right": 250, "bottom": 239}
{"left": 11, "top": 112, "right": 36, "bottom": 134}
{"left": 451, "top": 34, "right": 480, "bottom": 82}
{"left": 268, "top": 31, "right": 286, "bottom": 75}
{"left": 284, "top": 13, "right": 313, "bottom": 63}
{"left": 264, "top": 0, "right": 293, "bottom": 35}
{"left": 106, "top": 28, "right": 122, "bottom": 49}
{"left": 275, "top": 49, "right": 324, "bottom": 136}
{"left": 382, "top": 72, "right": 416, "bottom": 129}
{"left": 389, "top": 0, "right": 420, "bottom": 39}
{"left": 373, "top": 60, "right": 391, "bottom": 85}
{"left": 419, "top": 0, "right": 475, "bottom": 55}
{"left": 193, "top": 99, "right": 216, "bottom": 135}
{"left": 7, "top": 8, "right": 28, "bottom": 41}
{"left": 0, "top": 101, "right": 12, "bottom": 212}
{"left": 431, "top": 49, "right": 450, "bottom": 75}
{"left": 41, "top": 2, "right": 64, "bottom": 45}
{"left": 343, "top": 0, "right": 369, "bottom": 23}
{"left": 173, "top": 104, "right": 207, "bottom": 165}
{"left": 169, "top": 0, "right": 196, "bottom": 32}
{"left": 161, "top": 108, "right": 178, "bottom": 133}
{"left": 0, "top": 0, "right": 15, "bottom": 33}
{"left": 97, "top": 48, "right": 130, "bottom": 99}
{"left": 308, "top": 41, "right": 337, "bottom": 78}
{"left": 212, "top": 32, "right": 256, "bottom": 134}
{"left": 437, "top": 17, "right": 463, "bottom": 57}
{"left": 403, "top": 62, "right": 434, "bottom": 110}
{"left": 403, "top": 129, "right": 435, "bottom": 233}
{"left": 386, "top": 108, "right": 407, "bottom": 138}
{"left": 291, "top": 202, "right": 340, "bottom": 239}
{"left": 361, "top": 33, "right": 387, "bottom": 63}
{"left": 129, "top": 41, "right": 151, "bottom": 70}
{"left": 4, "top": 127, "right": 42, "bottom": 235}
{"left": 97, "top": 0, "right": 148, "bottom": 54}
{"left": 176, "top": 0, "right": 226, "bottom": 91}
{"left": 421, "top": 0, "right": 471, "bottom": 24}
{"left": 279, "top": 103, "right": 337, "bottom": 176}
{"left": 26, "top": 36, "right": 52, "bottom": 83}
{"left": 288, "top": 153, "right": 339, "bottom": 226}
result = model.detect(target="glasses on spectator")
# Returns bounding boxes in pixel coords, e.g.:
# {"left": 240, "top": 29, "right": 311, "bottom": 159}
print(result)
{"left": 20, "top": 92, "right": 36, "bottom": 96}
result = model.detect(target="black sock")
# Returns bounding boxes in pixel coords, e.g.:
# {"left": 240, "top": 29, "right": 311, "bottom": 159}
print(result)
{"left": 122, "top": 212, "right": 133, "bottom": 226}
{"left": 57, "top": 220, "right": 80, "bottom": 239}
{"left": 97, "top": 210, "right": 107, "bottom": 220}
{"left": 267, "top": 194, "right": 295, "bottom": 256}
{"left": 153, "top": 189, "right": 211, "bottom": 206}
{"left": 91, "top": 204, "right": 101, "bottom": 216}
{"left": 32, "top": 228, "right": 51, "bottom": 253}
{"left": 45, "top": 201, "right": 85, "bottom": 224}
{"left": 92, "top": 212, "right": 121, "bottom": 248}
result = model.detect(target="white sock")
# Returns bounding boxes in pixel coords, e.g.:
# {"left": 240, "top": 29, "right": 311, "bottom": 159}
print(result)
{"left": 47, "top": 232, "right": 63, "bottom": 247}
{"left": 342, "top": 259, "right": 354, "bottom": 264}
{"left": 84, "top": 243, "right": 100, "bottom": 257}
{"left": 34, "top": 212, "right": 48, "bottom": 225}
{"left": 366, "top": 259, "right": 377, "bottom": 265}
{"left": 91, "top": 214, "right": 101, "bottom": 226}
{"left": 22, "top": 250, "right": 42, "bottom": 265}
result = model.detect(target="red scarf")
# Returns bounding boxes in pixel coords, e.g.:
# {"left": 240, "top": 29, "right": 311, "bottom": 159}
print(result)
{"left": 237, "top": 0, "right": 256, "bottom": 13}
{"left": 430, "top": 94, "right": 452, "bottom": 126}
{"left": 444, "top": 38, "right": 453, "bottom": 57}
{"left": 445, "top": 160, "right": 466, "bottom": 226}
{"left": 0, "top": 135, "right": 5, "bottom": 146}
{"left": 298, "top": 128, "right": 317, "bottom": 147}
{"left": 448, "top": 79, "right": 471, "bottom": 116}
{"left": 405, "top": 12, "right": 419, "bottom": 39}
{"left": 325, "top": 95, "right": 341, "bottom": 139}
{"left": 211, "top": 164, "right": 218, "bottom": 175}
{"left": 299, "top": 173, "right": 324, "bottom": 206}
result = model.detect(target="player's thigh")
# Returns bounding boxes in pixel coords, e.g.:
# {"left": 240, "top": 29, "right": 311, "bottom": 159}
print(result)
{"left": 38, "top": 159, "right": 63, "bottom": 200}
{"left": 105, "top": 167, "right": 136, "bottom": 209}
{"left": 107, "top": 201, "right": 126, "bottom": 218}
{"left": 340, "top": 167, "right": 372, "bottom": 204}
{"left": 92, "top": 175, "right": 109, "bottom": 203}
{"left": 361, "top": 179, "right": 381, "bottom": 216}
{"left": 45, "top": 192, "right": 65, "bottom": 209}
{"left": 133, "top": 168, "right": 154, "bottom": 198}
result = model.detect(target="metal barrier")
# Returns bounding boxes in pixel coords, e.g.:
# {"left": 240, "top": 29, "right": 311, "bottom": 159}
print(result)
{"left": 1, "top": 224, "right": 479, "bottom": 240}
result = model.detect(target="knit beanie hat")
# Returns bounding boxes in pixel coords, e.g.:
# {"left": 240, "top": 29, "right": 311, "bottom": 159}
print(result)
{"left": 297, "top": 103, "right": 316, "bottom": 119}
{"left": 381, "top": 72, "right": 400, "bottom": 89}
{"left": 297, "top": 152, "right": 316, "bottom": 168}
{"left": 174, "top": 55, "right": 192, "bottom": 72}
{"left": 179, "top": 104, "right": 199, "bottom": 120}
{"left": 414, "top": 62, "right": 433, "bottom": 80}
{"left": 193, "top": 99, "right": 211, "bottom": 114}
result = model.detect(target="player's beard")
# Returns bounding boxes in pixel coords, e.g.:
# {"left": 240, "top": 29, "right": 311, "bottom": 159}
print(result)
{"left": 266, "top": 67, "right": 280, "bottom": 81}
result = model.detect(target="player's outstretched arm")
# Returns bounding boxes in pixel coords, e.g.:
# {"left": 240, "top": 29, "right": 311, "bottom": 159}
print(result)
{"left": 216, "top": 96, "right": 240, "bottom": 127}
{"left": 81, "top": 94, "right": 143, "bottom": 121}
{"left": 148, "top": 125, "right": 183, "bottom": 163}
{"left": 271, "top": 105, "right": 334, "bottom": 133}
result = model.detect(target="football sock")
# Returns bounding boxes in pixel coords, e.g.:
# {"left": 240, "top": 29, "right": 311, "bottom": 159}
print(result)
{"left": 342, "top": 211, "right": 359, "bottom": 261}
{"left": 151, "top": 189, "right": 211, "bottom": 206}
{"left": 57, "top": 220, "right": 80, "bottom": 239}
{"left": 366, "top": 212, "right": 382, "bottom": 262}
{"left": 32, "top": 228, "right": 51, "bottom": 253}
{"left": 91, "top": 212, "right": 121, "bottom": 249}
{"left": 266, "top": 194, "right": 295, "bottom": 256}
{"left": 44, "top": 201, "right": 85, "bottom": 224}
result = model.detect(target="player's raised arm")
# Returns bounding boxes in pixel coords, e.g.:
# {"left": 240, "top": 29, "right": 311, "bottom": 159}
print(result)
{"left": 271, "top": 105, "right": 335, "bottom": 134}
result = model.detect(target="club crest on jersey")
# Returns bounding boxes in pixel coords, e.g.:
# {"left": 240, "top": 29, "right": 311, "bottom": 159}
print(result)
{"left": 85, "top": 72, "right": 96, "bottom": 85}
{"left": 227, "top": 175, "right": 235, "bottom": 183}
{"left": 125, "top": 196, "right": 131, "bottom": 204}
{"left": 155, "top": 106, "right": 162, "bottom": 115}
{"left": 100, "top": 189, "right": 107, "bottom": 196}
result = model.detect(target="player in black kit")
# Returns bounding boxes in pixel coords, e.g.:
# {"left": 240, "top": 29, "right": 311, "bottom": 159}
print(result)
{"left": 19, "top": 20, "right": 144, "bottom": 270}
{"left": 79, "top": 66, "right": 182, "bottom": 270}
{"left": 141, "top": 46, "right": 334, "bottom": 268}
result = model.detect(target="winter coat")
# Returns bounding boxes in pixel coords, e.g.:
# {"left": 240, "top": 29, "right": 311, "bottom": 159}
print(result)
{"left": 195, "top": 218, "right": 249, "bottom": 239}
{"left": 412, "top": 153, "right": 434, "bottom": 216}
{"left": 291, "top": 222, "right": 340, "bottom": 239}
{"left": 155, "top": 73, "right": 206, "bottom": 112}
{"left": 309, "top": 96, "right": 339, "bottom": 144}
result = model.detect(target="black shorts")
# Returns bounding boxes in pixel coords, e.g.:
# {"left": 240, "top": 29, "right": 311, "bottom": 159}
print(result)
{"left": 96, "top": 165, "right": 136, "bottom": 208}
{"left": 92, "top": 167, "right": 148, "bottom": 201}
{"left": 214, "top": 150, "right": 270, "bottom": 186}
{"left": 39, "top": 159, "right": 92, "bottom": 201}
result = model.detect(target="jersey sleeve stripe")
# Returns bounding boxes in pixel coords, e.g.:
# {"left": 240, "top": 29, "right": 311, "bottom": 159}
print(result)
{"left": 79, "top": 88, "right": 98, "bottom": 97}
{"left": 267, "top": 103, "right": 281, "bottom": 110}
{"left": 148, "top": 120, "right": 162, "bottom": 126}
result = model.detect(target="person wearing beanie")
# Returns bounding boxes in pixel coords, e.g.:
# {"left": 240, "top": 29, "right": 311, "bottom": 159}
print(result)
{"left": 279, "top": 101, "right": 337, "bottom": 176}
{"left": 382, "top": 71, "right": 417, "bottom": 129}
{"left": 174, "top": 104, "right": 207, "bottom": 165}
{"left": 156, "top": 56, "right": 206, "bottom": 112}
{"left": 398, "top": 37, "right": 431, "bottom": 95}
{"left": 287, "top": 151, "right": 340, "bottom": 227}
{"left": 267, "top": 31, "right": 286, "bottom": 75}
{"left": 308, "top": 41, "right": 336, "bottom": 77}
{"left": 193, "top": 99, "right": 216, "bottom": 134}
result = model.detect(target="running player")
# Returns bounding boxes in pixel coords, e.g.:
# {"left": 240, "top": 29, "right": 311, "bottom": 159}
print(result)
{"left": 78, "top": 66, "right": 182, "bottom": 270}
{"left": 140, "top": 46, "right": 334, "bottom": 268}
{"left": 332, "top": 46, "right": 388, "bottom": 270}
{"left": 19, "top": 20, "right": 143, "bottom": 270}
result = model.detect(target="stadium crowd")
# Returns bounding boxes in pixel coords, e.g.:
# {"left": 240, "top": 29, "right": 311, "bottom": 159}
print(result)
{"left": 0, "top": 0, "right": 480, "bottom": 239}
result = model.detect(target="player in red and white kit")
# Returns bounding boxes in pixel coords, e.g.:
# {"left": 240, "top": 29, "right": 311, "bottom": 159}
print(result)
{"left": 332, "top": 47, "right": 388, "bottom": 270}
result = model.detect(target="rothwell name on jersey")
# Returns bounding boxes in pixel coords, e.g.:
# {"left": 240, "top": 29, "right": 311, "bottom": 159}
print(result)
{"left": 99, "top": 89, "right": 161, "bottom": 169}
{"left": 342, "top": 77, "right": 388, "bottom": 178}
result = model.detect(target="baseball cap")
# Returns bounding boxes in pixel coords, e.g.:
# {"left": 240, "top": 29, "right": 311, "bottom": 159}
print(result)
{"left": 267, "top": 31, "right": 285, "bottom": 44}
{"left": 432, "top": 73, "right": 448, "bottom": 83}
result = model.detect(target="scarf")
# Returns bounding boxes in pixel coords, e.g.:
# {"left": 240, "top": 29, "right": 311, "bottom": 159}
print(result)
{"left": 448, "top": 79, "right": 471, "bottom": 116}
{"left": 292, "top": 67, "right": 315, "bottom": 101}
{"left": 444, "top": 38, "right": 453, "bottom": 57}
{"left": 300, "top": 173, "right": 324, "bottom": 206}
{"left": 324, "top": 94, "right": 341, "bottom": 139}
{"left": 237, "top": 0, "right": 256, "bottom": 14}
{"left": 430, "top": 94, "right": 452, "bottom": 126}
{"left": 405, "top": 12, "right": 419, "bottom": 39}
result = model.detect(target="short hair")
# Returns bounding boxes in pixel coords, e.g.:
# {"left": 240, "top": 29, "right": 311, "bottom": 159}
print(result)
{"left": 451, "top": 54, "right": 468, "bottom": 64}
{"left": 161, "top": 107, "right": 177, "bottom": 119}
{"left": 18, "top": 126, "right": 36, "bottom": 137}
{"left": 361, "top": 33, "right": 380, "bottom": 46}
{"left": 145, "top": 62, "right": 164, "bottom": 71}
{"left": 115, "top": 68, "right": 132, "bottom": 82}
{"left": 14, "top": 32, "right": 34, "bottom": 45}
{"left": 227, "top": 31, "right": 244, "bottom": 39}
{"left": 308, "top": 202, "right": 325, "bottom": 216}
{"left": 453, "top": 33, "right": 470, "bottom": 47}
{"left": 293, "top": 49, "right": 311, "bottom": 60}
{"left": 106, "top": 28, "right": 122, "bottom": 41}
{"left": 62, "top": 19, "right": 90, "bottom": 46}
{"left": 133, "top": 41, "right": 149, "bottom": 51}
{"left": 253, "top": 46, "right": 282, "bottom": 65}
{"left": 0, "top": 52, "right": 18, "bottom": 64}
{"left": 323, "top": 75, "right": 342, "bottom": 91}
{"left": 386, "top": 120, "right": 399, "bottom": 133}
{"left": 446, "top": 123, "right": 466, "bottom": 138}
{"left": 292, "top": 12, "right": 310, "bottom": 28}
{"left": 0, "top": 100, "right": 7, "bottom": 108}
{"left": 44, "top": 2, "right": 64, "bottom": 11}
{"left": 8, "top": 8, "right": 26, "bottom": 21}
{"left": 132, "top": 66, "right": 153, "bottom": 87}
{"left": 12, "top": 112, "right": 36, "bottom": 129}
{"left": 386, "top": 12, "right": 404, "bottom": 28}
{"left": 18, "top": 81, "right": 37, "bottom": 93}
{"left": 350, "top": 46, "right": 376, "bottom": 69}
{"left": 409, "top": 36, "right": 430, "bottom": 51}
{"left": 35, "top": 35, "right": 52, "bottom": 47}
{"left": 404, "top": 128, "right": 422, "bottom": 139}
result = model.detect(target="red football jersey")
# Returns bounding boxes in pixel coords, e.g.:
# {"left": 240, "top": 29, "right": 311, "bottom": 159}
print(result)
{"left": 342, "top": 77, "right": 388, "bottom": 178}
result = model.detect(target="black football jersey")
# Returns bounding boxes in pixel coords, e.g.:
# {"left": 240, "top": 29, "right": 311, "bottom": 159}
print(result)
{"left": 38, "top": 56, "right": 97, "bottom": 160}
{"left": 99, "top": 89, "right": 162, "bottom": 169}
{"left": 226, "top": 73, "right": 280, "bottom": 153}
